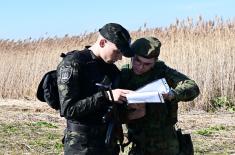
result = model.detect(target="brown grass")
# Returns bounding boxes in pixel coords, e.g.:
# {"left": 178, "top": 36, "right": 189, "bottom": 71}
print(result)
{"left": 0, "top": 16, "right": 234, "bottom": 110}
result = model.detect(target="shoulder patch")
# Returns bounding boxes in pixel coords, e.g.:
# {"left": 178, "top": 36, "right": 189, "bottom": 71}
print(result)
{"left": 59, "top": 66, "right": 72, "bottom": 83}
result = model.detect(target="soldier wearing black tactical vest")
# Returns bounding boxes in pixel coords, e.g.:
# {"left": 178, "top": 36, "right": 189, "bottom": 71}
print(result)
{"left": 120, "top": 37, "right": 200, "bottom": 155}
{"left": 57, "top": 23, "right": 134, "bottom": 155}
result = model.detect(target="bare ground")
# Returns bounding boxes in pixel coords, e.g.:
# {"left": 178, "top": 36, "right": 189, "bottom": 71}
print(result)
{"left": 0, "top": 99, "right": 235, "bottom": 155}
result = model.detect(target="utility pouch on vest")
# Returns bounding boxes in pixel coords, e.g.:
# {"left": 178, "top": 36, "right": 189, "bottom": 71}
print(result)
{"left": 177, "top": 129, "right": 194, "bottom": 155}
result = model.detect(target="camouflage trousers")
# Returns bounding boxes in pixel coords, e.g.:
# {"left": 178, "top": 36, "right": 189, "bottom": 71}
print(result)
{"left": 128, "top": 142, "right": 180, "bottom": 155}
{"left": 63, "top": 130, "right": 120, "bottom": 155}
{"left": 128, "top": 126, "right": 180, "bottom": 155}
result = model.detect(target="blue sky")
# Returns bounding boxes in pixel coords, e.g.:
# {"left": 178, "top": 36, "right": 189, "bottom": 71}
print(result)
{"left": 0, "top": 0, "right": 234, "bottom": 40}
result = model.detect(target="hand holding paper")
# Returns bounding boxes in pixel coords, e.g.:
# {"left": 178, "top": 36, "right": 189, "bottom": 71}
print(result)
{"left": 126, "top": 78, "right": 170, "bottom": 104}
{"left": 127, "top": 103, "right": 146, "bottom": 120}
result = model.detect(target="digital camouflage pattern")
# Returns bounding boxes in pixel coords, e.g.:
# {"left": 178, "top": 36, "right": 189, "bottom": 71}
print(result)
{"left": 131, "top": 37, "right": 161, "bottom": 58}
{"left": 120, "top": 61, "right": 200, "bottom": 155}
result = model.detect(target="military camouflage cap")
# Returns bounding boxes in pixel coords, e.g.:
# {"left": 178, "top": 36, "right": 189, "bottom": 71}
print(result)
{"left": 99, "top": 23, "right": 134, "bottom": 57}
{"left": 131, "top": 37, "right": 161, "bottom": 58}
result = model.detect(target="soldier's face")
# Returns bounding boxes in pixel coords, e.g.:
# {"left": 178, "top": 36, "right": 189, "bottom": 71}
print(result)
{"left": 132, "top": 55, "right": 155, "bottom": 75}
{"left": 100, "top": 39, "right": 122, "bottom": 63}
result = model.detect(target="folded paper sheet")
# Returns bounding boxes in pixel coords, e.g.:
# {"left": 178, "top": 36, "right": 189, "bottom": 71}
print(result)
{"left": 126, "top": 78, "right": 170, "bottom": 104}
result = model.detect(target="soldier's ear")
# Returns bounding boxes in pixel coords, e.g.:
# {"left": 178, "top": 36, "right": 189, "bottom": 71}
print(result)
{"left": 99, "top": 39, "right": 107, "bottom": 48}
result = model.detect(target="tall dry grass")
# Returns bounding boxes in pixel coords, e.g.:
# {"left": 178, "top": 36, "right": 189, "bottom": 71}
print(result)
{"left": 0, "top": 17, "right": 234, "bottom": 110}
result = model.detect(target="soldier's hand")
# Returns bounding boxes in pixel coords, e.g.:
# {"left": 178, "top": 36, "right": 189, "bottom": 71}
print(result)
{"left": 128, "top": 103, "right": 145, "bottom": 110}
{"left": 162, "top": 90, "right": 175, "bottom": 101}
{"left": 127, "top": 103, "right": 146, "bottom": 120}
{"left": 107, "top": 89, "right": 133, "bottom": 104}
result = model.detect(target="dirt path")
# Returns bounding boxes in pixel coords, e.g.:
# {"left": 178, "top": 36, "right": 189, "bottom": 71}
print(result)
{"left": 1, "top": 99, "right": 235, "bottom": 154}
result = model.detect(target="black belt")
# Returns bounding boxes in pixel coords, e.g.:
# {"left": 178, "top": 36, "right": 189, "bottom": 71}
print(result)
{"left": 66, "top": 121, "right": 107, "bottom": 134}
{"left": 67, "top": 121, "right": 88, "bottom": 132}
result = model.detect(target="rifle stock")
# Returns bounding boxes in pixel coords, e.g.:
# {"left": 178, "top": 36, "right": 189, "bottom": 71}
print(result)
{"left": 96, "top": 81, "right": 124, "bottom": 151}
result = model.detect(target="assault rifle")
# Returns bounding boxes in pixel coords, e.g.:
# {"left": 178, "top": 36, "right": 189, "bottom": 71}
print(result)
{"left": 96, "top": 78, "right": 124, "bottom": 151}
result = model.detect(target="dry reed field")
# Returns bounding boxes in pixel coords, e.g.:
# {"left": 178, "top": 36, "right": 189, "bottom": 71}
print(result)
{"left": 0, "top": 17, "right": 234, "bottom": 110}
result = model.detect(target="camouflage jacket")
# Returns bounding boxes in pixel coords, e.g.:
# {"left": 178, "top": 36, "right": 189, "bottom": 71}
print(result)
{"left": 120, "top": 60, "right": 200, "bottom": 153}
{"left": 120, "top": 60, "right": 199, "bottom": 103}
{"left": 57, "top": 48, "right": 120, "bottom": 124}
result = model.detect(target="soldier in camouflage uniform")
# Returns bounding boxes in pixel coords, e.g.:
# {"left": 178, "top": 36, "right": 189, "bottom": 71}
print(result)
{"left": 120, "top": 37, "right": 200, "bottom": 155}
{"left": 57, "top": 23, "right": 134, "bottom": 155}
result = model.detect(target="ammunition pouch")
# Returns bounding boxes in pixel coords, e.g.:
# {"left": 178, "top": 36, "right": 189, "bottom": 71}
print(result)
{"left": 177, "top": 129, "right": 194, "bottom": 155}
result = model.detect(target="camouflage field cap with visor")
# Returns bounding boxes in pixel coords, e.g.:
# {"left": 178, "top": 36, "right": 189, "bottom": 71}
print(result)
{"left": 131, "top": 37, "right": 161, "bottom": 58}
{"left": 99, "top": 23, "right": 134, "bottom": 57}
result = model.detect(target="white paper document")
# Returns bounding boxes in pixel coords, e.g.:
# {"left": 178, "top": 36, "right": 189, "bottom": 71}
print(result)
{"left": 126, "top": 78, "right": 170, "bottom": 104}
